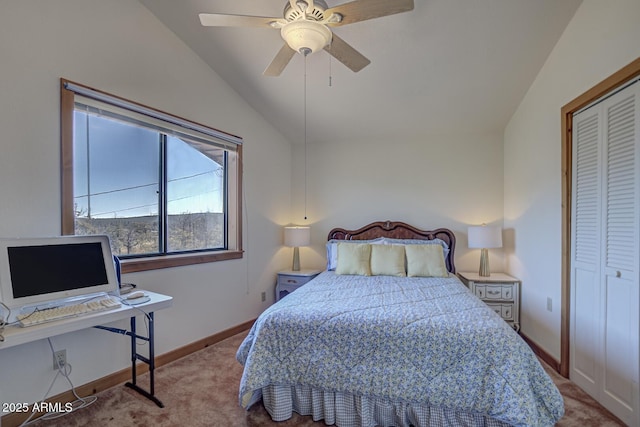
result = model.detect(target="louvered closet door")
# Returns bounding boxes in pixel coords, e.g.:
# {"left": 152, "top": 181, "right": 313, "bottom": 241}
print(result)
{"left": 570, "top": 105, "right": 602, "bottom": 396}
{"left": 600, "top": 85, "right": 639, "bottom": 424}
{"left": 571, "top": 82, "right": 640, "bottom": 427}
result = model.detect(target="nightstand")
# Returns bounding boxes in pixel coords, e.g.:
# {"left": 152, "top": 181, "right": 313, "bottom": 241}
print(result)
{"left": 458, "top": 272, "right": 521, "bottom": 332}
{"left": 275, "top": 269, "right": 321, "bottom": 301}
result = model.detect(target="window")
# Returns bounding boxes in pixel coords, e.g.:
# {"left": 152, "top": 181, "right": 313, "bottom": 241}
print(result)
{"left": 61, "top": 79, "right": 243, "bottom": 272}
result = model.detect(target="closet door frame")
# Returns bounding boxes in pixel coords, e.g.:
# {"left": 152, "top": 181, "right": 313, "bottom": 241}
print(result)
{"left": 561, "top": 57, "right": 640, "bottom": 379}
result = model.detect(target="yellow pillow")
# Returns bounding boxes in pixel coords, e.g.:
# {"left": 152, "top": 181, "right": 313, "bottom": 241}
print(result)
{"left": 370, "top": 244, "right": 406, "bottom": 277}
{"left": 405, "top": 244, "right": 448, "bottom": 277}
{"left": 336, "top": 243, "right": 372, "bottom": 276}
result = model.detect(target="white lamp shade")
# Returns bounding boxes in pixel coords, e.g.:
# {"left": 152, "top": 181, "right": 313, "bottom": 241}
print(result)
{"left": 284, "top": 226, "right": 311, "bottom": 247}
{"left": 468, "top": 226, "right": 502, "bottom": 249}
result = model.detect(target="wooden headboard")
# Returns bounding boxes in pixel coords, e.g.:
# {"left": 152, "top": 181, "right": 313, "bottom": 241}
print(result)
{"left": 327, "top": 220, "right": 456, "bottom": 273}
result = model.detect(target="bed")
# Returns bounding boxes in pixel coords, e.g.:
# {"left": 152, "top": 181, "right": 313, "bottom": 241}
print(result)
{"left": 237, "top": 221, "right": 564, "bottom": 426}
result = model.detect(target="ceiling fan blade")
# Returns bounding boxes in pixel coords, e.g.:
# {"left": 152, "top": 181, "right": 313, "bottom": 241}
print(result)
{"left": 324, "top": 33, "right": 370, "bottom": 72}
{"left": 324, "top": 0, "right": 414, "bottom": 26}
{"left": 199, "top": 13, "right": 280, "bottom": 28}
{"left": 264, "top": 44, "right": 297, "bottom": 77}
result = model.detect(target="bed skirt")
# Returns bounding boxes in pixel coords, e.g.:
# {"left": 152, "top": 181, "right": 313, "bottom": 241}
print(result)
{"left": 260, "top": 384, "right": 511, "bottom": 427}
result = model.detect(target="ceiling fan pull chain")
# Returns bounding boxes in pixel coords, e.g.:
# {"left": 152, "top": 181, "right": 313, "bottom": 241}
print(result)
{"left": 329, "top": 55, "right": 332, "bottom": 87}
{"left": 303, "top": 51, "right": 308, "bottom": 220}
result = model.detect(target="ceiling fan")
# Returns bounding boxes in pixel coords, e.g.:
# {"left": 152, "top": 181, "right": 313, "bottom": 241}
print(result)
{"left": 199, "top": 0, "right": 414, "bottom": 76}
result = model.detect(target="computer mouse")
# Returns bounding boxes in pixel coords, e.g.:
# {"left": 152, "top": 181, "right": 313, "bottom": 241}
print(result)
{"left": 125, "top": 291, "right": 145, "bottom": 300}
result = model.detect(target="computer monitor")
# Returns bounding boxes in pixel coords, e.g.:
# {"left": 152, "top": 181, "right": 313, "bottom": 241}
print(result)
{"left": 0, "top": 235, "right": 119, "bottom": 314}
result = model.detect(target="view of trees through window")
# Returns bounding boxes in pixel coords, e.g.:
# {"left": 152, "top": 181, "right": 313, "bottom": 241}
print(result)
{"left": 74, "top": 213, "right": 224, "bottom": 256}
{"left": 73, "top": 112, "right": 226, "bottom": 257}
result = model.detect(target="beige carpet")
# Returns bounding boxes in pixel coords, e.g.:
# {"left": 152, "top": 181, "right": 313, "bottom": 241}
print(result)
{"left": 27, "top": 331, "right": 624, "bottom": 427}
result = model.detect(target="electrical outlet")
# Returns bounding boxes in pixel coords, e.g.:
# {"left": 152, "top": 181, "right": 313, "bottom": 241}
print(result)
{"left": 261, "top": 292, "right": 266, "bottom": 302}
{"left": 547, "top": 297, "right": 553, "bottom": 312}
{"left": 53, "top": 349, "right": 66, "bottom": 370}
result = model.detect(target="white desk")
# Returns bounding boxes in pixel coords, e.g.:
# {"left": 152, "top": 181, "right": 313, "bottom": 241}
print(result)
{"left": 0, "top": 291, "right": 173, "bottom": 407}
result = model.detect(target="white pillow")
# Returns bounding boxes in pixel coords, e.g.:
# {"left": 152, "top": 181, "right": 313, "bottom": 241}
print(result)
{"left": 370, "top": 244, "right": 406, "bottom": 277}
{"left": 335, "top": 243, "right": 372, "bottom": 276}
{"left": 405, "top": 244, "right": 448, "bottom": 277}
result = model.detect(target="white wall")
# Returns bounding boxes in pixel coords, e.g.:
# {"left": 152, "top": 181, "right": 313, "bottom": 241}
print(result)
{"left": 504, "top": 0, "right": 640, "bottom": 359}
{"left": 291, "top": 133, "right": 506, "bottom": 274}
{"left": 0, "top": 0, "right": 292, "bottom": 406}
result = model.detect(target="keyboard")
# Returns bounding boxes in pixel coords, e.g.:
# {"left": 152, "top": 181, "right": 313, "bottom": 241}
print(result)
{"left": 17, "top": 296, "right": 122, "bottom": 327}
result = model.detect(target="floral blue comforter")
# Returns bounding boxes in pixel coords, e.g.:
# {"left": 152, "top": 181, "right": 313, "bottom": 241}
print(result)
{"left": 237, "top": 272, "right": 564, "bottom": 426}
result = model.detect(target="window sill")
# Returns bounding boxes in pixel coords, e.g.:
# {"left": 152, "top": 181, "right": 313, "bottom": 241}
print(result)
{"left": 121, "top": 250, "right": 244, "bottom": 273}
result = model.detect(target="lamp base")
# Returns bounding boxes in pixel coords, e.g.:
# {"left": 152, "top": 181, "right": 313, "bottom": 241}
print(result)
{"left": 292, "top": 247, "right": 301, "bottom": 271}
{"left": 479, "top": 248, "right": 490, "bottom": 277}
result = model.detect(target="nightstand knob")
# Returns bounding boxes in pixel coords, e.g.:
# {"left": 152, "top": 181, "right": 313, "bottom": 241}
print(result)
{"left": 616, "top": 271, "right": 621, "bottom": 278}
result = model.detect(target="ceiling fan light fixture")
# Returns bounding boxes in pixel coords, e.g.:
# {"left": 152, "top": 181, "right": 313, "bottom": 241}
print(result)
{"left": 199, "top": 0, "right": 414, "bottom": 76}
{"left": 281, "top": 20, "right": 332, "bottom": 54}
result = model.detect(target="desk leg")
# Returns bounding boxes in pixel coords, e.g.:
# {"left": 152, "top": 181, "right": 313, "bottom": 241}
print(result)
{"left": 124, "top": 312, "right": 164, "bottom": 408}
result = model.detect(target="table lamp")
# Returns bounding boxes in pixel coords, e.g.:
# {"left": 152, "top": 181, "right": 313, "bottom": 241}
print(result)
{"left": 284, "top": 226, "right": 311, "bottom": 271}
{"left": 468, "top": 225, "right": 502, "bottom": 277}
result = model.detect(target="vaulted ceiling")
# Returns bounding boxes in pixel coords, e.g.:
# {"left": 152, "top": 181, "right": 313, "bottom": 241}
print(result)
{"left": 140, "top": 0, "right": 582, "bottom": 144}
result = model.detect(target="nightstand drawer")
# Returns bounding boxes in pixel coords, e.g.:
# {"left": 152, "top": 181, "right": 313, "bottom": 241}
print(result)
{"left": 278, "top": 274, "right": 310, "bottom": 286}
{"left": 475, "top": 284, "right": 513, "bottom": 301}
{"left": 486, "top": 303, "right": 514, "bottom": 321}
{"left": 276, "top": 283, "right": 301, "bottom": 300}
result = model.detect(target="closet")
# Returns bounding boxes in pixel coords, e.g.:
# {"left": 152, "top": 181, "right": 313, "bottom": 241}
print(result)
{"left": 570, "top": 80, "right": 639, "bottom": 426}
